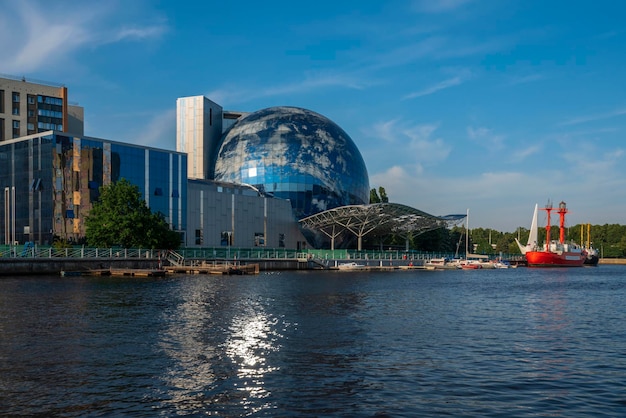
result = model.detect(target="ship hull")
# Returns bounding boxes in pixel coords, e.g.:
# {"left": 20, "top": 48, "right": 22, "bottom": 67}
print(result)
{"left": 526, "top": 251, "right": 585, "bottom": 267}
{"left": 584, "top": 254, "right": 599, "bottom": 266}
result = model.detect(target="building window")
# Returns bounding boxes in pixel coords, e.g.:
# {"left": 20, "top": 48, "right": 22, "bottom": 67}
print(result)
{"left": 195, "top": 229, "right": 203, "bottom": 245}
{"left": 221, "top": 231, "right": 233, "bottom": 246}
{"left": 27, "top": 96, "right": 35, "bottom": 104}
{"left": 254, "top": 233, "right": 265, "bottom": 247}
{"left": 12, "top": 120, "right": 20, "bottom": 138}
{"left": 0, "top": 90, "right": 4, "bottom": 113}
{"left": 154, "top": 187, "right": 163, "bottom": 196}
{"left": 12, "top": 92, "right": 19, "bottom": 102}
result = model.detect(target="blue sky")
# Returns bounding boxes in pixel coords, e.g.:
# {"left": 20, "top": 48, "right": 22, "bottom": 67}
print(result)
{"left": 2, "top": 0, "right": 625, "bottom": 232}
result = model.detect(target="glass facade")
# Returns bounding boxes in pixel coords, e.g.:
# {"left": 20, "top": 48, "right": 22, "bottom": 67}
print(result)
{"left": 213, "top": 107, "right": 370, "bottom": 219}
{"left": 0, "top": 132, "right": 187, "bottom": 245}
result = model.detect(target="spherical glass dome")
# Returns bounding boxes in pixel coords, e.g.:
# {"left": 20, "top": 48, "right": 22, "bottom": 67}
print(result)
{"left": 212, "top": 106, "right": 370, "bottom": 219}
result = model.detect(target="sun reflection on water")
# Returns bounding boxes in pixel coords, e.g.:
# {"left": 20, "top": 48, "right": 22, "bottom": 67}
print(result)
{"left": 158, "top": 281, "right": 287, "bottom": 415}
{"left": 225, "top": 301, "right": 283, "bottom": 414}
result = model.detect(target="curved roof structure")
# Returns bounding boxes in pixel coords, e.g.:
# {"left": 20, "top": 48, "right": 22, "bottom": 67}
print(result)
{"left": 299, "top": 203, "right": 466, "bottom": 250}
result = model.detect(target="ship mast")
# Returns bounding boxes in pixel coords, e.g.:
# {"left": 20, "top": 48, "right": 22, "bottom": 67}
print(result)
{"left": 542, "top": 200, "right": 553, "bottom": 251}
{"left": 557, "top": 201, "right": 568, "bottom": 244}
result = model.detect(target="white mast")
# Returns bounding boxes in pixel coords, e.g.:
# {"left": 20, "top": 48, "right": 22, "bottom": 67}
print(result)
{"left": 465, "top": 208, "right": 469, "bottom": 256}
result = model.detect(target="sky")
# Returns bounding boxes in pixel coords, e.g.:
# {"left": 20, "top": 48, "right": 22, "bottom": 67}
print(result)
{"left": 1, "top": 0, "right": 625, "bottom": 232}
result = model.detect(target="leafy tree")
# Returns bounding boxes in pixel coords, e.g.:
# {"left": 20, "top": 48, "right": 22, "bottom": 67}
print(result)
{"left": 370, "top": 186, "right": 389, "bottom": 204}
{"left": 378, "top": 187, "right": 389, "bottom": 203}
{"left": 85, "top": 178, "right": 181, "bottom": 249}
{"left": 370, "top": 188, "right": 381, "bottom": 204}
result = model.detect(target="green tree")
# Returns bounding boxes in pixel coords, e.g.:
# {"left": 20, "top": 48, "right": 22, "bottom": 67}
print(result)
{"left": 378, "top": 187, "right": 389, "bottom": 203}
{"left": 85, "top": 178, "right": 181, "bottom": 249}
{"left": 370, "top": 186, "right": 389, "bottom": 204}
{"left": 370, "top": 188, "right": 381, "bottom": 203}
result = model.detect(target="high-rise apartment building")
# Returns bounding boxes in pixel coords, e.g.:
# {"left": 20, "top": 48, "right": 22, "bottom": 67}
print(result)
{"left": 0, "top": 75, "right": 84, "bottom": 142}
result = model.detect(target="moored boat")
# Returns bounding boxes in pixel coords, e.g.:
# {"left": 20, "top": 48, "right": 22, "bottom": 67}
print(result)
{"left": 424, "top": 257, "right": 460, "bottom": 270}
{"left": 337, "top": 262, "right": 365, "bottom": 270}
{"left": 524, "top": 201, "right": 586, "bottom": 267}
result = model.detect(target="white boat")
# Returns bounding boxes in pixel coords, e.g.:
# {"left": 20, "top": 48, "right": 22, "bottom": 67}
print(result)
{"left": 337, "top": 262, "right": 365, "bottom": 270}
{"left": 424, "top": 257, "right": 460, "bottom": 270}
{"left": 515, "top": 204, "right": 539, "bottom": 254}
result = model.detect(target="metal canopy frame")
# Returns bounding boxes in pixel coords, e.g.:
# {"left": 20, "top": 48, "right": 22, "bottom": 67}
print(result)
{"left": 299, "top": 203, "right": 466, "bottom": 250}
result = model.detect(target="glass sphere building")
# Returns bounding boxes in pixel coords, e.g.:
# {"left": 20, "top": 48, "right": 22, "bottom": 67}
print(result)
{"left": 212, "top": 106, "right": 370, "bottom": 219}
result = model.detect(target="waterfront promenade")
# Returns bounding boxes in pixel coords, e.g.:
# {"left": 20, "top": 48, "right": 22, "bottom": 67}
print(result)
{"left": 0, "top": 244, "right": 623, "bottom": 275}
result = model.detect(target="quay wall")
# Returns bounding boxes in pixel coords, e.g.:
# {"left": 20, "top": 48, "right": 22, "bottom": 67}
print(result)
{"left": 0, "top": 257, "right": 418, "bottom": 276}
{"left": 598, "top": 258, "right": 626, "bottom": 265}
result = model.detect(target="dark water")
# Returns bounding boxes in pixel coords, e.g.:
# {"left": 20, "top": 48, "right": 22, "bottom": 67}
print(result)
{"left": 1, "top": 266, "right": 626, "bottom": 417}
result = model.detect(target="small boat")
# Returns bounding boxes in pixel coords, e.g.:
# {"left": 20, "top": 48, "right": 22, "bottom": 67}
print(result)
{"left": 524, "top": 201, "right": 586, "bottom": 267}
{"left": 461, "top": 261, "right": 482, "bottom": 269}
{"left": 424, "top": 257, "right": 460, "bottom": 270}
{"left": 337, "top": 262, "right": 365, "bottom": 270}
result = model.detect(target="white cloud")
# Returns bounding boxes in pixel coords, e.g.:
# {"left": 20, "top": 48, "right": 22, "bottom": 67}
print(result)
{"left": 404, "top": 75, "right": 465, "bottom": 99}
{"left": 560, "top": 108, "right": 626, "bottom": 126}
{"left": 0, "top": 1, "right": 167, "bottom": 74}
{"left": 466, "top": 126, "right": 505, "bottom": 150}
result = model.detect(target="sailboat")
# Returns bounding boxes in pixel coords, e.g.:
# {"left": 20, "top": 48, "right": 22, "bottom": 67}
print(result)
{"left": 515, "top": 204, "right": 539, "bottom": 254}
{"left": 524, "top": 201, "right": 586, "bottom": 267}
{"left": 455, "top": 209, "right": 490, "bottom": 269}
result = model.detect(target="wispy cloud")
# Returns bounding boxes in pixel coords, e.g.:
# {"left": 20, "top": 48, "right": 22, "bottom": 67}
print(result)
{"left": 404, "top": 75, "right": 465, "bottom": 99}
{"left": 366, "top": 119, "right": 451, "bottom": 166}
{"left": 0, "top": 1, "right": 167, "bottom": 73}
{"left": 508, "top": 73, "right": 545, "bottom": 85}
{"left": 405, "top": 68, "right": 472, "bottom": 99}
{"left": 510, "top": 144, "right": 542, "bottom": 161}
{"left": 466, "top": 126, "right": 505, "bottom": 149}
{"left": 207, "top": 70, "right": 371, "bottom": 106}
{"left": 560, "top": 108, "right": 626, "bottom": 126}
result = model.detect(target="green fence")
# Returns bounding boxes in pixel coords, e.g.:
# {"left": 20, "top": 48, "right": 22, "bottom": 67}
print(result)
{"left": 0, "top": 243, "right": 524, "bottom": 262}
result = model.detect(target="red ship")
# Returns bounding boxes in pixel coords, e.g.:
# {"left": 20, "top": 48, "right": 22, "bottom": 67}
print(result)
{"left": 525, "top": 201, "right": 586, "bottom": 267}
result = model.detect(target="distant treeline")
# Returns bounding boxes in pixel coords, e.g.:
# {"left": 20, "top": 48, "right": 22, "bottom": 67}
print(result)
{"left": 409, "top": 224, "right": 626, "bottom": 257}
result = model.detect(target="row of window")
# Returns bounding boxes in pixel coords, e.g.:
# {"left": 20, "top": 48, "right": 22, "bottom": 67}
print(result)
{"left": 38, "top": 109, "right": 62, "bottom": 118}
{"left": 1, "top": 92, "right": 63, "bottom": 113}
{"left": 38, "top": 96, "right": 63, "bottom": 106}
{"left": 38, "top": 122, "right": 63, "bottom": 130}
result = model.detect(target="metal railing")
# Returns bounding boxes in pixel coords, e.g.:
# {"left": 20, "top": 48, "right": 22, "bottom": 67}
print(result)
{"left": 0, "top": 244, "right": 524, "bottom": 262}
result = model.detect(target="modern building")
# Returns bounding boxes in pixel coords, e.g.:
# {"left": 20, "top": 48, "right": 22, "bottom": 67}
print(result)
{"left": 1, "top": 77, "right": 456, "bottom": 251}
{"left": 0, "top": 131, "right": 187, "bottom": 246}
{"left": 177, "top": 100, "right": 370, "bottom": 220}
{"left": 187, "top": 179, "right": 306, "bottom": 249}
{"left": 0, "top": 75, "right": 84, "bottom": 142}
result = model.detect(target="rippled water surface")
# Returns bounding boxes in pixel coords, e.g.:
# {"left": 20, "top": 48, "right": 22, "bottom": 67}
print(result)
{"left": 2, "top": 266, "right": 626, "bottom": 416}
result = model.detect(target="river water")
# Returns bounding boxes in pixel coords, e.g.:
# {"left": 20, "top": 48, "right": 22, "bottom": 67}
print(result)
{"left": 1, "top": 266, "right": 626, "bottom": 417}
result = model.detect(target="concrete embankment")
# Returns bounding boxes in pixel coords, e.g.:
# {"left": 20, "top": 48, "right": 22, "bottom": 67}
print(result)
{"left": 0, "top": 257, "right": 312, "bottom": 275}
{"left": 598, "top": 258, "right": 626, "bottom": 265}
